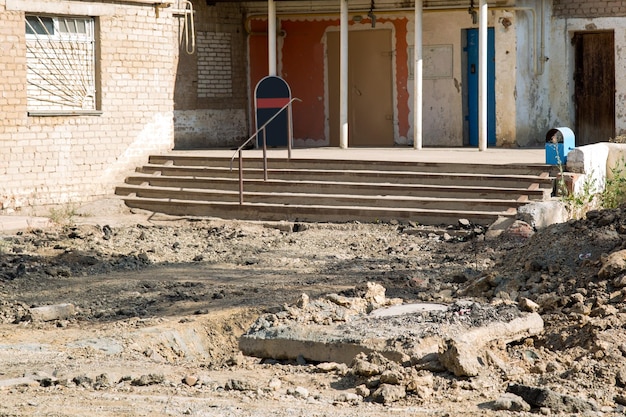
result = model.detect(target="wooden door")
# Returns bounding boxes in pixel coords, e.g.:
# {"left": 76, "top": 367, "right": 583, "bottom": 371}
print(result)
{"left": 327, "top": 30, "right": 394, "bottom": 147}
{"left": 574, "top": 31, "right": 615, "bottom": 145}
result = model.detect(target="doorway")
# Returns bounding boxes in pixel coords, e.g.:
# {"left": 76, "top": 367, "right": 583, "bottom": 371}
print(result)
{"left": 574, "top": 31, "right": 615, "bottom": 146}
{"left": 463, "top": 27, "right": 496, "bottom": 147}
{"left": 327, "top": 29, "right": 394, "bottom": 147}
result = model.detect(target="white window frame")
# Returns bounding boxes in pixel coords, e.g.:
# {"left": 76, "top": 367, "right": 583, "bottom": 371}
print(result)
{"left": 25, "top": 15, "right": 100, "bottom": 116}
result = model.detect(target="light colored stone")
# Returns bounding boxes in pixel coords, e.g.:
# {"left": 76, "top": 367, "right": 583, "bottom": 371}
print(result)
{"left": 519, "top": 298, "right": 540, "bottom": 313}
{"left": 599, "top": 250, "right": 626, "bottom": 279}
{"left": 439, "top": 313, "right": 544, "bottom": 377}
{"left": 371, "top": 384, "right": 406, "bottom": 404}
{"left": 517, "top": 201, "right": 569, "bottom": 229}
{"left": 29, "top": 303, "right": 76, "bottom": 322}
{"left": 494, "top": 393, "right": 531, "bottom": 412}
{"left": 183, "top": 375, "right": 198, "bottom": 386}
{"left": 268, "top": 377, "right": 282, "bottom": 391}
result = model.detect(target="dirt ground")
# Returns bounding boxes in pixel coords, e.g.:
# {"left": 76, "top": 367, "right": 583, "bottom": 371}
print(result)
{"left": 1, "top": 199, "right": 626, "bottom": 416}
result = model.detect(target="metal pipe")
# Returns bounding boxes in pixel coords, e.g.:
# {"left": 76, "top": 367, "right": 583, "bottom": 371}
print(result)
{"left": 268, "top": 0, "right": 277, "bottom": 76}
{"left": 413, "top": 0, "right": 423, "bottom": 150}
{"left": 262, "top": 127, "right": 268, "bottom": 181}
{"left": 339, "top": 0, "right": 349, "bottom": 149}
{"left": 238, "top": 150, "right": 244, "bottom": 204}
{"left": 478, "top": 0, "right": 487, "bottom": 151}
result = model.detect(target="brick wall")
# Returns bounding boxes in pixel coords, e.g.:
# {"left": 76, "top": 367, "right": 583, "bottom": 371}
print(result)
{"left": 173, "top": 1, "right": 248, "bottom": 149}
{"left": 553, "top": 0, "right": 626, "bottom": 18}
{"left": 0, "top": 0, "right": 250, "bottom": 212}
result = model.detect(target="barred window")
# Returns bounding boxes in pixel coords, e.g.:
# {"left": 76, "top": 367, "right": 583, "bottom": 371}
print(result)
{"left": 25, "top": 15, "right": 97, "bottom": 114}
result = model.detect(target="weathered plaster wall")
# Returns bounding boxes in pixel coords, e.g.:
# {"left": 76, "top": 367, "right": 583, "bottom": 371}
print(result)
{"left": 249, "top": 8, "right": 523, "bottom": 148}
{"left": 249, "top": 15, "right": 410, "bottom": 147}
{"left": 547, "top": 15, "right": 626, "bottom": 140}
{"left": 173, "top": 0, "right": 248, "bottom": 149}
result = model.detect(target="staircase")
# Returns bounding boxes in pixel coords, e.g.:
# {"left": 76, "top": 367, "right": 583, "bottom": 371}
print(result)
{"left": 115, "top": 153, "right": 556, "bottom": 226}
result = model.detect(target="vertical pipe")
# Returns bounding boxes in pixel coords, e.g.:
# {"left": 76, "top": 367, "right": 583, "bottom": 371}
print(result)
{"left": 238, "top": 150, "right": 244, "bottom": 204}
{"left": 339, "top": 0, "right": 349, "bottom": 149}
{"left": 414, "top": 0, "right": 423, "bottom": 150}
{"left": 288, "top": 102, "right": 293, "bottom": 160}
{"left": 478, "top": 0, "right": 488, "bottom": 151}
{"left": 268, "top": 0, "right": 277, "bottom": 76}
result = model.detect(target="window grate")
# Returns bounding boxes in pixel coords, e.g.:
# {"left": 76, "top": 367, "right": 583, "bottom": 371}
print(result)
{"left": 25, "top": 15, "right": 96, "bottom": 112}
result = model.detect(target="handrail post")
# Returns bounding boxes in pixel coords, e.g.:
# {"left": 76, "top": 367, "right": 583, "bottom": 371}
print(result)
{"left": 238, "top": 149, "right": 244, "bottom": 204}
{"left": 287, "top": 101, "right": 293, "bottom": 160}
{"left": 262, "top": 127, "right": 268, "bottom": 181}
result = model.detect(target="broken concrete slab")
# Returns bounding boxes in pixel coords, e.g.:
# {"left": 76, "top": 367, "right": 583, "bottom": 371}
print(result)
{"left": 240, "top": 286, "right": 544, "bottom": 372}
{"left": 438, "top": 312, "right": 544, "bottom": 377}
{"left": 29, "top": 303, "right": 76, "bottom": 322}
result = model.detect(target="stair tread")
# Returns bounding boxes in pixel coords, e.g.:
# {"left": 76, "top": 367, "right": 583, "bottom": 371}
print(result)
{"left": 139, "top": 164, "right": 554, "bottom": 181}
{"left": 124, "top": 174, "right": 552, "bottom": 192}
{"left": 116, "top": 184, "right": 525, "bottom": 204}
{"left": 121, "top": 196, "right": 515, "bottom": 216}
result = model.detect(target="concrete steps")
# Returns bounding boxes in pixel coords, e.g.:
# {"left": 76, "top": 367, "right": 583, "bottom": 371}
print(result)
{"left": 115, "top": 153, "right": 556, "bottom": 226}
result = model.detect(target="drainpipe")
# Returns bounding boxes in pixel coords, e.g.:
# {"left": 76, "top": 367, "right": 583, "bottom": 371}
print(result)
{"left": 414, "top": 0, "right": 423, "bottom": 150}
{"left": 478, "top": 0, "right": 488, "bottom": 151}
{"left": 340, "top": 0, "right": 349, "bottom": 149}
{"left": 268, "top": 0, "right": 277, "bottom": 76}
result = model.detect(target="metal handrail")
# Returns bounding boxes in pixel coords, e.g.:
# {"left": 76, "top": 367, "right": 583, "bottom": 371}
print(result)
{"left": 230, "top": 97, "right": 301, "bottom": 204}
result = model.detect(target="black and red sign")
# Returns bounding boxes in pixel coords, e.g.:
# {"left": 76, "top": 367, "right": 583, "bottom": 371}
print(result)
{"left": 254, "top": 76, "right": 291, "bottom": 147}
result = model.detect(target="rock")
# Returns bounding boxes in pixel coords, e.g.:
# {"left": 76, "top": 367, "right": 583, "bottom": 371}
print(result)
{"left": 295, "top": 293, "right": 309, "bottom": 309}
{"left": 224, "top": 379, "right": 254, "bottom": 391}
{"left": 503, "top": 220, "right": 534, "bottom": 239}
{"left": 379, "top": 370, "right": 403, "bottom": 385}
{"left": 316, "top": 362, "right": 348, "bottom": 375}
{"left": 335, "top": 392, "right": 362, "bottom": 404}
{"left": 268, "top": 378, "right": 282, "bottom": 391}
{"left": 351, "top": 356, "right": 381, "bottom": 377}
{"left": 439, "top": 313, "right": 544, "bottom": 377}
{"left": 439, "top": 338, "right": 481, "bottom": 377}
{"left": 493, "top": 393, "right": 531, "bottom": 412}
{"left": 459, "top": 218, "right": 471, "bottom": 228}
{"left": 289, "top": 386, "right": 309, "bottom": 399}
{"left": 355, "top": 384, "right": 370, "bottom": 397}
{"left": 519, "top": 298, "right": 540, "bottom": 313}
{"left": 599, "top": 250, "right": 626, "bottom": 279}
{"left": 371, "top": 384, "right": 406, "bottom": 404}
{"left": 131, "top": 374, "right": 164, "bottom": 386}
{"left": 405, "top": 373, "right": 434, "bottom": 399}
{"left": 72, "top": 375, "right": 94, "bottom": 388}
{"left": 613, "top": 275, "right": 626, "bottom": 288}
{"left": 29, "top": 303, "right": 76, "bottom": 322}
{"left": 361, "top": 282, "right": 387, "bottom": 306}
{"left": 183, "top": 375, "right": 198, "bottom": 386}
{"left": 506, "top": 383, "right": 597, "bottom": 413}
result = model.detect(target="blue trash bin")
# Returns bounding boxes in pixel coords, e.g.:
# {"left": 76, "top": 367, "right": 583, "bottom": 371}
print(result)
{"left": 545, "top": 127, "right": 575, "bottom": 165}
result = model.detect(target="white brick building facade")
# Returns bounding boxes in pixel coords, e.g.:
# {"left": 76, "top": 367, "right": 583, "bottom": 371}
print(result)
{"left": 0, "top": 0, "right": 248, "bottom": 213}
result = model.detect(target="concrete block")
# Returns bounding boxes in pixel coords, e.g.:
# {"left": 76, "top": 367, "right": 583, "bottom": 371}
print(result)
{"left": 240, "top": 301, "right": 544, "bottom": 372}
{"left": 566, "top": 143, "right": 608, "bottom": 194}
{"left": 516, "top": 200, "right": 569, "bottom": 229}
{"left": 29, "top": 303, "right": 76, "bottom": 322}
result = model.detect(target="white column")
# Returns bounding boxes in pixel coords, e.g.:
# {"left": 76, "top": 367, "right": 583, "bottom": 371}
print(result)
{"left": 268, "top": 0, "right": 277, "bottom": 76}
{"left": 413, "top": 0, "right": 423, "bottom": 149}
{"left": 478, "top": 0, "right": 488, "bottom": 151}
{"left": 339, "top": 0, "right": 349, "bottom": 149}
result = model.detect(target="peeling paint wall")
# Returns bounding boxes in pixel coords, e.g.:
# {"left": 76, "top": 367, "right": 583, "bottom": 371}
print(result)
{"left": 547, "top": 14, "right": 626, "bottom": 140}
{"left": 248, "top": 7, "right": 528, "bottom": 147}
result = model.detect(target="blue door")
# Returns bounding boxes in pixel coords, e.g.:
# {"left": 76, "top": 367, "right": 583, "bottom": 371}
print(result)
{"left": 465, "top": 28, "right": 496, "bottom": 147}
